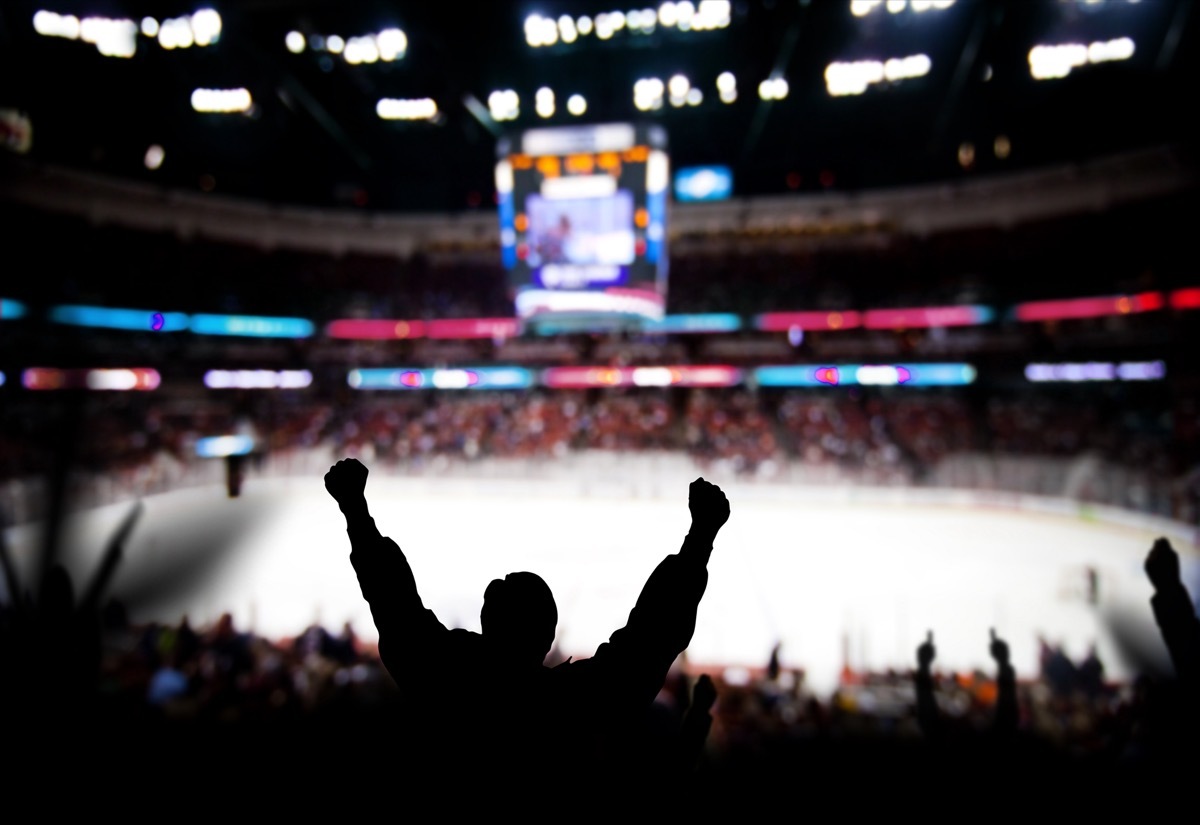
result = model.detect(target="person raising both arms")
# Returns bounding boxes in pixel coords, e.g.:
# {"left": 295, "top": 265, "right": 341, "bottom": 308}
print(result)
{"left": 323, "top": 457, "right": 731, "bottom": 784}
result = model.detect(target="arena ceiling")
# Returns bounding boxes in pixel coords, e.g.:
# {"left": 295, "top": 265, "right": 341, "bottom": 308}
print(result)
{"left": 0, "top": 0, "right": 1195, "bottom": 211}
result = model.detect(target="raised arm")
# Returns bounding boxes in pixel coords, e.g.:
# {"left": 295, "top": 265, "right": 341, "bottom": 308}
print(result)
{"left": 1145, "top": 537, "right": 1200, "bottom": 690}
{"left": 589, "top": 478, "right": 730, "bottom": 707}
{"left": 324, "top": 459, "right": 447, "bottom": 682}
{"left": 914, "top": 631, "right": 940, "bottom": 739}
{"left": 989, "top": 628, "right": 1018, "bottom": 736}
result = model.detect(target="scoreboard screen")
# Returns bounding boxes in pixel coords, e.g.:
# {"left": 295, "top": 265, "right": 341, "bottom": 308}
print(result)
{"left": 496, "top": 123, "right": 668, "bottom": 330}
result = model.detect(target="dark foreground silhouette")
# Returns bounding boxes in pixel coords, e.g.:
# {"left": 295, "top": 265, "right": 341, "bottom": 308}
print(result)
{"left": 1146, "top": 537, "right": 1200, "bottom": 693}
{"left": 3, "top": 448, "right": 1197, "bottom": 806}
{"left": 324, "top": 457, "right": 729, "bottom": 783}
{"left": 915, "top": 627, "right": 1017, "bottom": 742}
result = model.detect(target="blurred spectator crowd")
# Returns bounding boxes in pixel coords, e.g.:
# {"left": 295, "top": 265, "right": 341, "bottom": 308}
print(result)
{"left": 1, "top": 386, "right": 1196, "bottom": 523}
{"left": 4, "top": 193, "right": 1193, "bottom": 321}
{"left": 0, "top": 389, "right": 1182, "bottom": 473}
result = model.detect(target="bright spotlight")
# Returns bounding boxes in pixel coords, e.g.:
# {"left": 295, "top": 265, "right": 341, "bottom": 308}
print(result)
{"left": 79, "top": 17, "right": 138, "bottom": 58}
{"left": 758, "top": 77, "right": 788, "bottom": 100}
{"left": 567, "top": 93, "right": 587, "bottom": 115}
{"left": 191, "top": 88, "right": 253, "bottom": 113}
{"left": 884, "top": 53, "right": 932, "bottom": 81}
{"left": 596, "top": 14, "right": 615, "bottom": 39}
{"left": 489, "top": 89, "right": 520, "bottom": 121}
{"left": 190, "top": 9, "right": 222, "bottom": 46}
{"left": 559, "top": 15, "right": 578, "bottom": 43}
{"left": 675, "top": 1, "right": 695, "bottom": 29}
{"left": 668, "top": 74, "right": 690, "bottom": 97}
{"left": 376, "top": 28, "right": 407, "bottom": 60}
{"left": 525, "top": 15, "right": 543, "bottom": 46}
{"left": 326, "top": 34, "right": 344, "bottom": 54}
{"left": 361, "top": 36, "right": 380, "bottom": 63}
{"left": 1089, "top": 36, "right": 1135, "bottom": 63}
{"left": 140, "top": 17, "right": 159, "bottom": 37}
{"left": 695, "top": 0, "right": 731, "bottom": 29}
{"left": 850, "top": 0, "right": 882, "bottom": 14}
{"left": 536, "top": 86, "right": 556, "bottom": 118}
{"left": 159, "top": 16, "right": 193, "bottom": 49}
{"left": 345, "top": 35, "right": 381, "bottom": 64}
{"left": 285, "top": 30, "right": 306, "bottom": 53}
{"left": 376, "top": 98, "right": 438, "bottom": 120}
{"left": 1028, "top": 43, "right": 1089, "bottom": 80}
{"left": 717, "top": 71, "right": 737, "bottom": 103}
{"left": 634, "top": 77, "right": 665, "bottom": 111}
{"left": 825, "top": 60, "right": 884, "bottom": 96}
{"left": 33, "top": 11, "right": 81, "bottom": 39}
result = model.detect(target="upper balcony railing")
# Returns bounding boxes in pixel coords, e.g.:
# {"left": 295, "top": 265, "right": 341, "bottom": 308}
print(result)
{"left": 1, "top": 145, "right": 1193, "bottom": 257}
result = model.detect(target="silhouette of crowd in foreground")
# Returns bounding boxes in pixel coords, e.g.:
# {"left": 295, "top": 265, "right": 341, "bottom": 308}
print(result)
{"left": 1, "top": 458, "right": 1198, "bottom": 797}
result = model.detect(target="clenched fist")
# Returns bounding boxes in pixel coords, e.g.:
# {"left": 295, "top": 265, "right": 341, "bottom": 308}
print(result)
{"left": 689, "top": 477, "right": 730, "bottom": 536}
{"left": 1145, "top": 537, "right": 1181, "bottom": 593}
{"left": 325, "top": 458, "right": 369, "bottom": 511}
{"left": 989, "top": 628, "right": 1010, "bottom": 667}
{"left": 917, "top": 631, "right": 935, "bottom": 670}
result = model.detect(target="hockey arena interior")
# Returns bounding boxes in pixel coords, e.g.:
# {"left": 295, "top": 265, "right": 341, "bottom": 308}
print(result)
{"left": 1, "top": 0, "right": 1198, "bottom": 799}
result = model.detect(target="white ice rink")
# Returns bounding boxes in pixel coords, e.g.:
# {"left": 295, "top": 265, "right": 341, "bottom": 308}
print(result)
{"left": 5, "top": 474, "right": 1196, "bottom": 694}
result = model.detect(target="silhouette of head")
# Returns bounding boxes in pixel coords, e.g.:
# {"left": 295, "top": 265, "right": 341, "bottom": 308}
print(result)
{"left": 481, "top": 572, "right": 557, "bottom": 667}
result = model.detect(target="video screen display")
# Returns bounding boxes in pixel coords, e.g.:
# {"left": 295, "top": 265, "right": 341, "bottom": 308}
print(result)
{"left": 496, "top": 123, "right": 668, "bottom": 329}
{"left": 526, "top": 191, "right": 635, "bottom": 270}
